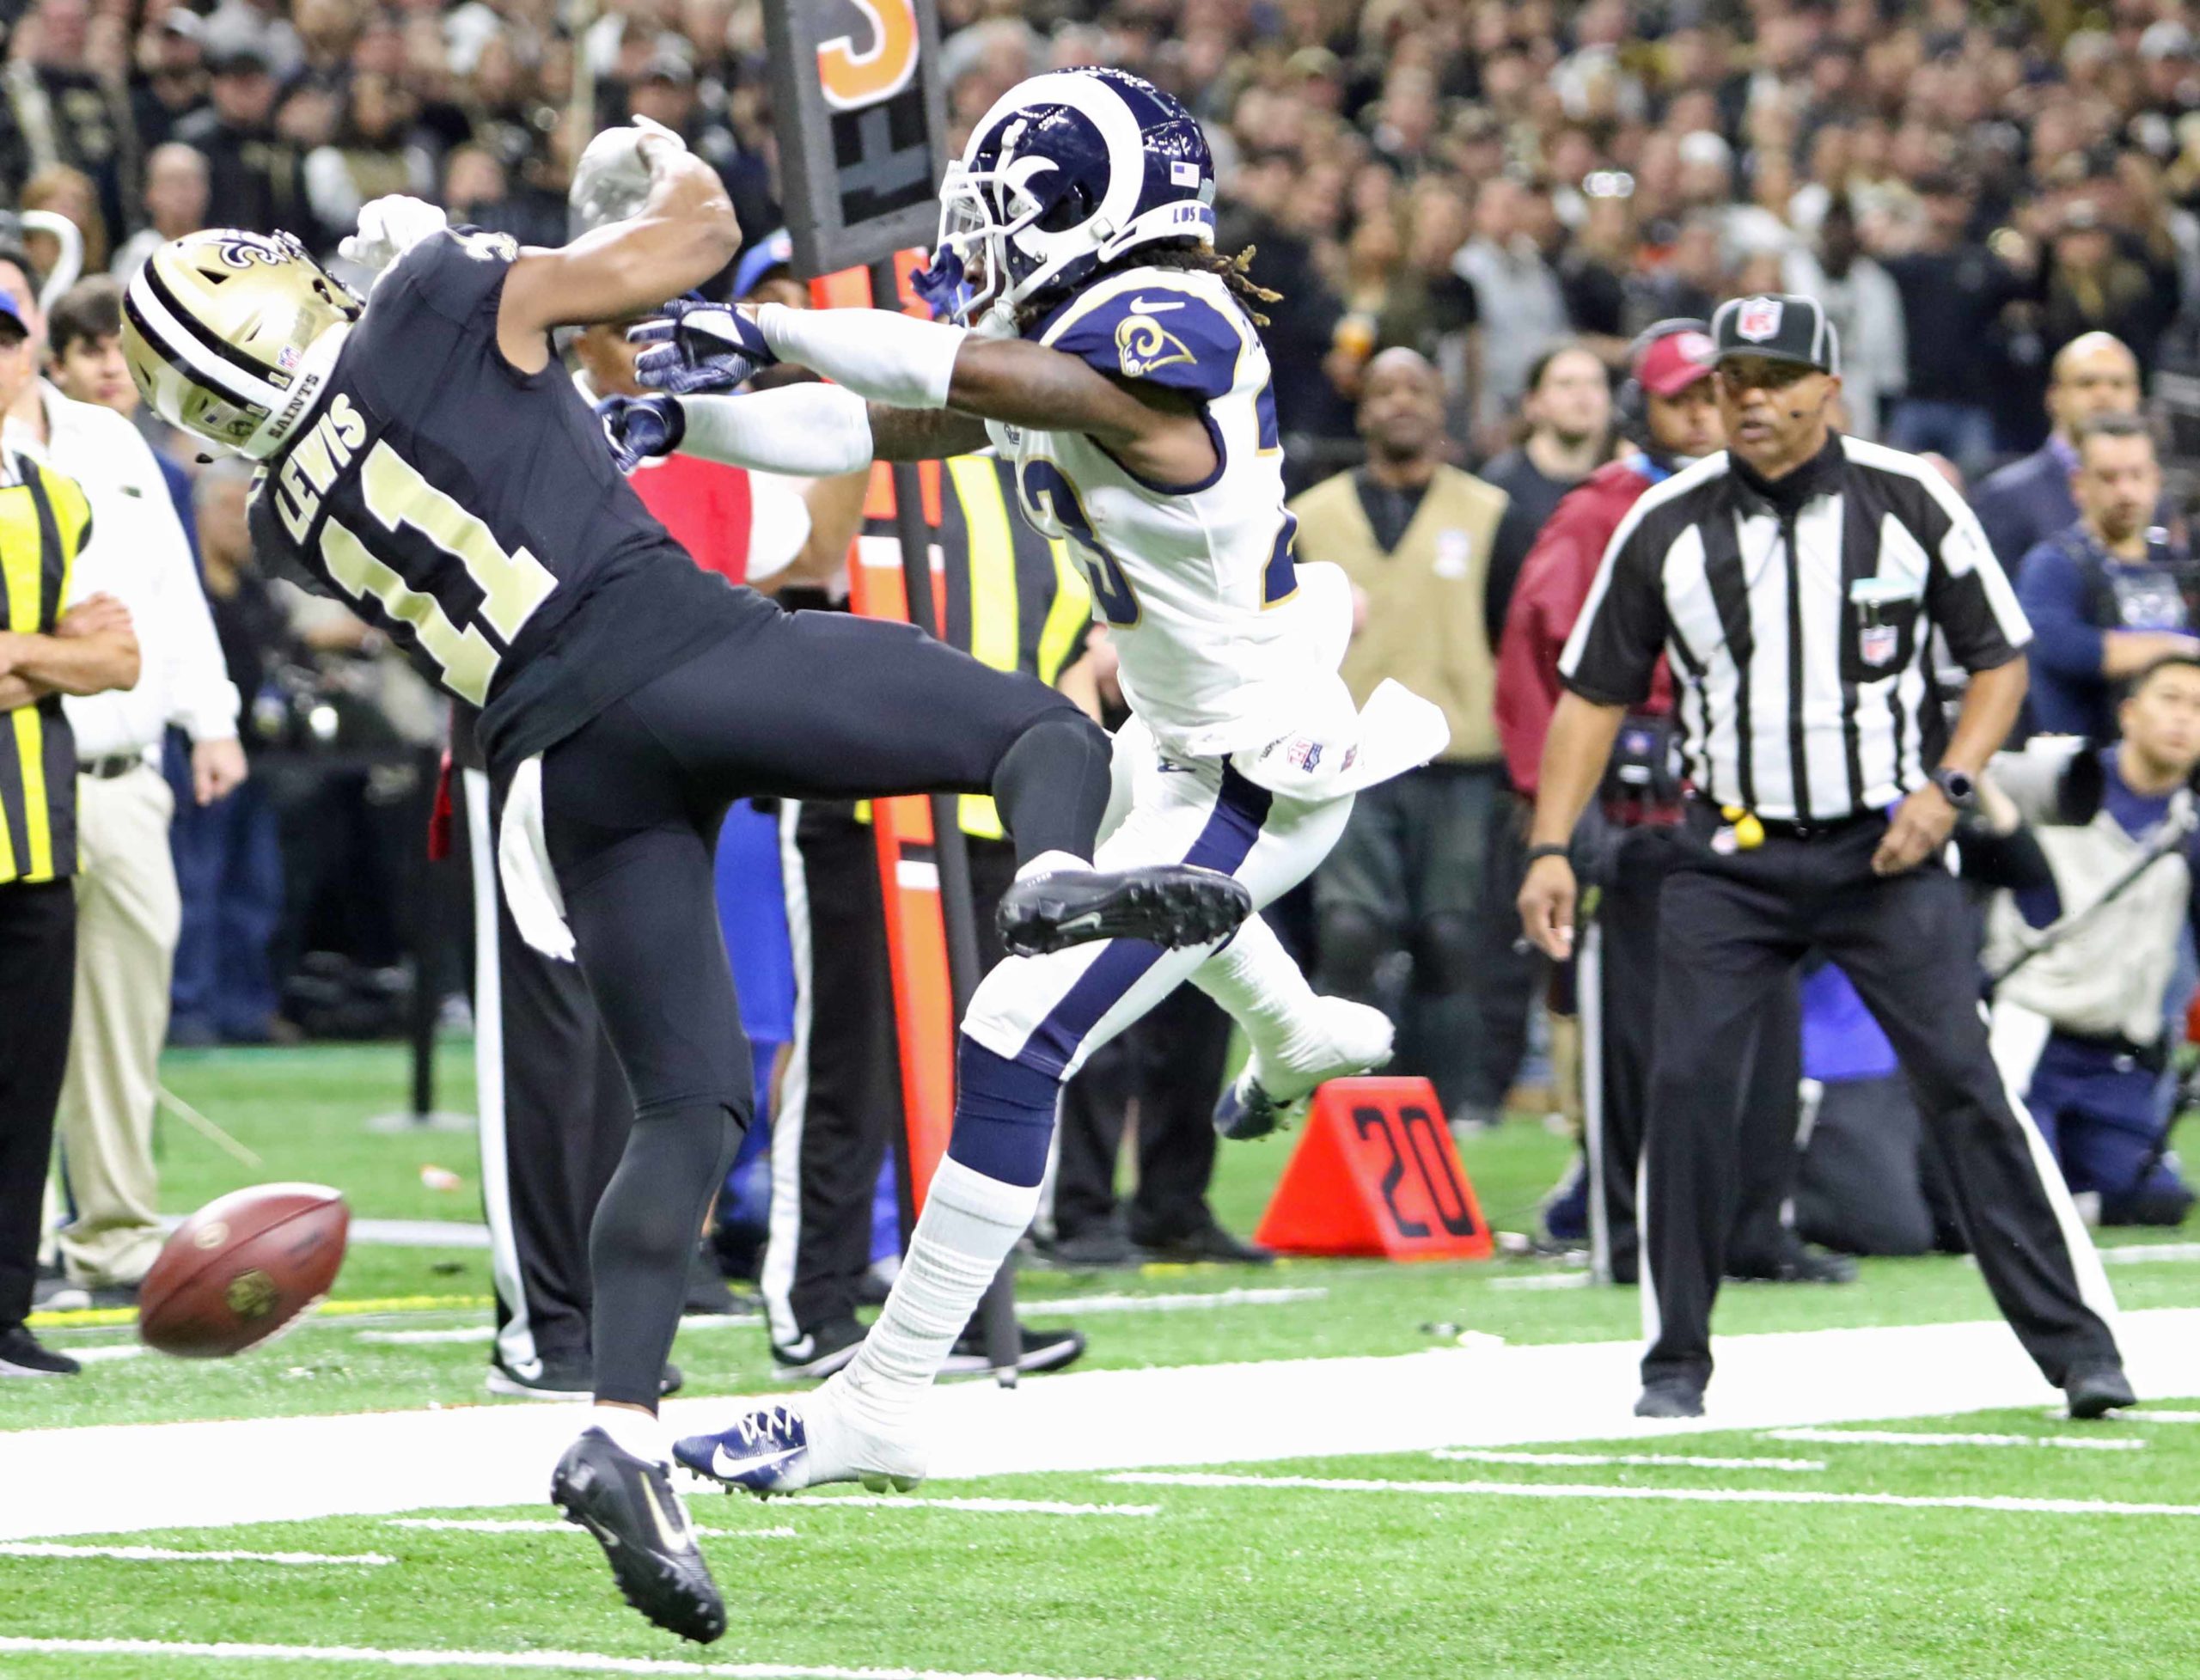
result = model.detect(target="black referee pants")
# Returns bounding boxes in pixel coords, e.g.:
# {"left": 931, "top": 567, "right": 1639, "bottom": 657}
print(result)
{"left": 0, "top": 881, "right": 73, "bottom": 1331}
{"left": 1641, "top": 809, "right": 2122, "bottom": 1395}
{"left": 461, "top": 768, "right": 633, "bottom": 1381}
{"left": 1585, "top": 824, "right": 1801, "bottom": 1283}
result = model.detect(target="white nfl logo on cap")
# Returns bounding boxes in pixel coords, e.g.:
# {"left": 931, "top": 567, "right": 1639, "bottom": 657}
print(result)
{"left": 1736, "top": 298, "right": 1783, "bottom": 342}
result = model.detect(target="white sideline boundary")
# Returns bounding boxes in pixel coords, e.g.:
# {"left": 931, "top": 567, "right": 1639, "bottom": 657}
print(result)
{"left": 1432, "top": 1448, "right": 1826, "bottom": 1472}
{"left": 1111, "top": 1470, "right": 2200, "bottom": 1518}
{"left": 0, "top": 1640, "right": 1146, "bottom": 1679}
{"left": 4, "top": 1307, "right": 2197, "bottom": 1542}
{"left": 387, "top": 1520, "right": 796, "bottom": 1539}
{"left": 0, "top": 1544, "right": 393, "bottom": 1566}
{"left": 1766, "top": 1427, "right": 2147, "bottom": 1451}
{"left": 1017, "top": 1287, "right": 1328, "bottom": 1315}
{"left": 788, "top": 1496, "right": 1159, "bottom": 1517}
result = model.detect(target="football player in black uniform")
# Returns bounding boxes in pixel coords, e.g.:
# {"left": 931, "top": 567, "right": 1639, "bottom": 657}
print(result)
{"left": 119, "top": 124, "right": 1250, "bottom": 1643}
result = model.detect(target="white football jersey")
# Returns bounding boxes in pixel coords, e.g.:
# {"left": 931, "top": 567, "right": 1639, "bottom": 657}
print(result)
{"left": 983, "top": 264, "right": 1351, "bottom": 761}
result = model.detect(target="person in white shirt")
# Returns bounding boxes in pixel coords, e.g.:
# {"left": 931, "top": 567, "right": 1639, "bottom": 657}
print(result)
{"left": 0, "top": 260, "right": 243, "bottom": 1304}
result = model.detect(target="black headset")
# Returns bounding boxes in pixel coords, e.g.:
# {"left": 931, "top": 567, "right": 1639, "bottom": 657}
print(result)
{"left": 1616, "top": 317, "right": 1711, "bottom": 445}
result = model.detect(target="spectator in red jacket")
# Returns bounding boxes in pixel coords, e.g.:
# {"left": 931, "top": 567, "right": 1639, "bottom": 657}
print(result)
{"left": 1494, "top": 322, "right": 1720, "bottom": 796}
{"left": 1494, "top": 321, "right": 1844, "bottom": 1290}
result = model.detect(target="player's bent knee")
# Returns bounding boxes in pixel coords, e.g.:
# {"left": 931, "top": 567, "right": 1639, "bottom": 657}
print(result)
{"left": 944, "top": 1035, "right": 1061, "bottom": 1188}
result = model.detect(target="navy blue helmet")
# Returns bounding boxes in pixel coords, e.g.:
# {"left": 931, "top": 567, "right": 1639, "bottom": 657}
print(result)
{"left": 915, "top": 69, "right": 1216, "bottom": 324}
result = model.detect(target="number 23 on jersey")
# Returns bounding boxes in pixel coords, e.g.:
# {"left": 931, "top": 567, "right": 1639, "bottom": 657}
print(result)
{"left": 1017, "top": 458, "right": 1140, "bottom": 628}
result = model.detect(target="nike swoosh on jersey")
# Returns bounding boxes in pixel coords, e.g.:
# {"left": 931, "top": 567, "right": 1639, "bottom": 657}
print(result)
{"left": 1128, "top": 296, "right": 1187, "bottom": 314}
{"left": 716, "top": 1443, "right": 803, "bottom": 1480}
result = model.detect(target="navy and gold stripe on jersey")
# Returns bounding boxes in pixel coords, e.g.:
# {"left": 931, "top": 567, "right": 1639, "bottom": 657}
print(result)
{"left": 0, "top": 454, "right": 95, "bottom": 886}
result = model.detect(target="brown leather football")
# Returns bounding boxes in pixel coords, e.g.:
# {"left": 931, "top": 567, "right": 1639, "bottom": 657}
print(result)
{"left": 138, "top": 1183, "right": 350, "bottom": 1359}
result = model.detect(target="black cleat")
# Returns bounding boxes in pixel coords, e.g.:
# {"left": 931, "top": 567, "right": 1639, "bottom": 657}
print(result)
{"left": 941, "top": 1323, "right": 1087, "bottom": 1378}
{"left": 550, "top": 1427, "right": 725, "bottom": 1643}
{"left": 0, "top": 1326, "right": 81, "bottom": 1377}
{"left": 998, "top": 863, "right": 1251, "bottom": 957}
{"left": 2064, "top": 1362, "right": 2137, "bottom": 1420}
{"left": 1635, "top": 1379, "right": 1706, "bottom": 1419}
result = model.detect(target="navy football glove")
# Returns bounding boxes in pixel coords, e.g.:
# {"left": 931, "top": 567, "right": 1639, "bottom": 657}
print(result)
{"left": 596, "top": 393, "right": 685, "bottom": 475}
{"left": 629, "top": 299, "right": 777, "bottom": 396}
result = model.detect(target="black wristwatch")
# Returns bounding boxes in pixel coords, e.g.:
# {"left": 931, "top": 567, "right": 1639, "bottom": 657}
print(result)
{"left": 1526, "top": 842, "right": 1573, "bottom": 865}
{"left": 1931, "top": 767, "right": 1978, "bottom": 810}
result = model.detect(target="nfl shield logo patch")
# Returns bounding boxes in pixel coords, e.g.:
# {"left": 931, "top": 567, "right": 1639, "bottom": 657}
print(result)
{"left": 1860, "top": 623, "right": 1898, "bottom": 668}
{"left": 1736, "top": 298, "right": 1783, "bottom": 343}
{"left": 1287, "top": 737, "right": 1323, "bottom": 773}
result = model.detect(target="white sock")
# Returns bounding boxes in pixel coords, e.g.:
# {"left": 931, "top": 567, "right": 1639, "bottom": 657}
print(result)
{"left": 589, "top": 1403, "right": 669, "bottom": 1465}
{"left": 837, "top": 1158, "right": 1039, "bottom": 1434}
{"left": 1015, "top": 847, "right": 1088, "bottom": 882}
{"left": 1192, "top": 914, "right": 1325, "bottom": 1072}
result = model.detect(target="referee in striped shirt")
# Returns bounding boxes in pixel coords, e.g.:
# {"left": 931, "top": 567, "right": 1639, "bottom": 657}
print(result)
{"left": 1519, "top": 295, "right": 2133, "bottom": 1421}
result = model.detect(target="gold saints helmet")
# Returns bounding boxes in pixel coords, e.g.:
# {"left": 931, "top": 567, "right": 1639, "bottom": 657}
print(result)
{"left": 122, "top": 229, "right": 361, "bottom": 460}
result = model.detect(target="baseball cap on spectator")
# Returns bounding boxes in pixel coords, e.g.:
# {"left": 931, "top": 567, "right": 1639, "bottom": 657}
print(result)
{"left": 1710, "top": 294, "right": 1842, "bottom": 376}
{"left": 1635, "top": 321, "right": 1717, "bottom": 394}
{"left": 158, "top": 11, "right": 203, "bottom": 45}
{"left": 637, "top": 51, "right": 694, "bottom": 88}
{"left": 732, "top": 229, "right": 796, "bottom": 302}
{"left": 0, "top": 292, "right": 29, "bottom": 345}
{"left": 208, "top": 41, "right": 272, "bottom": 76}
{"left": 2140, "top": 21, "right": 2195, "bottom": 60}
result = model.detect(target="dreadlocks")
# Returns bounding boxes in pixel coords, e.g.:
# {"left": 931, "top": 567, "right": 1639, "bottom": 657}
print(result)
{"left": 1014, "top": 240, "right": 1286, "bottom": 333}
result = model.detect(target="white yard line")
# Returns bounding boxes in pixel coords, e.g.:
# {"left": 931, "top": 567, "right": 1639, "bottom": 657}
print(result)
{"left": 0, "top": 1543, "right": 391, "bottom": 1565}
{"left": 0, "top": 1640, "right": 1148, "bottom": 1680}
{"left": 2114, "top": 1409, "right": 2200, "bottom": 1423}
{"left": 356, "top": 1326, "right": 498, "bottom": 1346}
{"left": 387, "top": 1519, "right": 794, "bottom": 1538}
{"left": 7, "top": 1307, "right": 2199, "bottom": 1541}
{"left": 1016, "top": 1287, "right": 1327, "bottom": 1315}
{"left": 70, "top": 1345, "right": 146, "bottom": 1364}
{"left": 1432, "top": 1448, "right": 1825, "bottom": 1473}
{"left": 2098, "top": 1242, "right": 2200, "bottom": 1265}
{"left": 1766, "top": 1427, "right": 2148, "bottom": 1451}
{"left": 1109, "top": 1470, "right": 2200, "bottom": 1518}
{"left": 1488, "top": 1274, "right": 1592, "bottom": 1292}
{"left": 791, "top": 1496, "right": 1159, "bottom": 1517}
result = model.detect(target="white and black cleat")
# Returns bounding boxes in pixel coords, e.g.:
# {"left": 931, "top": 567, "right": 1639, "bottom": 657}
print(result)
{"left": 1213, "top": 998, "right": 1396, "bottom": 1141}
{"left": 675, "top": 1389, "right": 926, "bottom": 1499}
{"left": 551, "top": 1427, "right": 725, "bottom": 1644}
{"left": 998, "top": 863, "right": 1251, "bottom": 957}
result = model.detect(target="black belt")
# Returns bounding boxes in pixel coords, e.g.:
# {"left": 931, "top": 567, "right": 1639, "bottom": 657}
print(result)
{"left": 2052, "top": 1029, "right": 2170, "bottom": 1076}
{"left": 84, "top": 754, "right": 144, "bottom": 780}
{"left": 1687, "top": 798, "right": 1882, "bottom": 845}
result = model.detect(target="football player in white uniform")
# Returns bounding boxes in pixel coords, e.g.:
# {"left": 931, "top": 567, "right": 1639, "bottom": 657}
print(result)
{"left": 601, "top": 68, "right": 1448, "bottom": 1495}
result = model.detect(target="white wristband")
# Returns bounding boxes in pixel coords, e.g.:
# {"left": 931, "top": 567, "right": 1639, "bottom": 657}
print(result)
{"left": 675, "top": 383, "right": 876, "bottom": 476}
{"left": 755, "top": 302, "right": 967, "bottom": 410}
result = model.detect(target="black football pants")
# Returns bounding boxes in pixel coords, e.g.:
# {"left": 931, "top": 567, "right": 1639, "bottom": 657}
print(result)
{"left": 0, "top": 881, "right": 74, "bottom": 1332}
{"left": 1641, "top": 808, "right": 2124, "bottom": 1395}
{"left": 535, "top": 609, "right": 1109, "bottom": 1406}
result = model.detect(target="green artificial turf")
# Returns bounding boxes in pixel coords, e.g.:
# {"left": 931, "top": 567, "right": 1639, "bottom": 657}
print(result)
{"left": 3, "top": 1404, "right": 2197, "bottom": 1679}
{"left": 11, "top": 1042, "right": 2196, "bottom": 1435}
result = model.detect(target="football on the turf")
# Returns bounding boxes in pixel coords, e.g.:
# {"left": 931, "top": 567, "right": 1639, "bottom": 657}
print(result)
{"left": 138, "top": 1183, "right": 350, "bottom": 1359}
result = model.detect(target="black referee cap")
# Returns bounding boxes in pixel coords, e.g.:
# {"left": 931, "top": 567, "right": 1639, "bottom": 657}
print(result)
{"left": 1709, "top": 294, "right": 1842, "bottom": 376}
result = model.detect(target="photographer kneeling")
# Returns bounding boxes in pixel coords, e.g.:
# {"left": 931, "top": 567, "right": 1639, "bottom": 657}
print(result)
{"left": 1977, "top": 656, "right": 2200, "bottom": 1227}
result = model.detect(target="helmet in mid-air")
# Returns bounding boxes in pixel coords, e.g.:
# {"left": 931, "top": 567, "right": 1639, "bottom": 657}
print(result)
{"left": 915, "top": 68, "right": 1216, "bottom": 326}
{"left": 122, "top": 229, "right": 361, "bottom": 460}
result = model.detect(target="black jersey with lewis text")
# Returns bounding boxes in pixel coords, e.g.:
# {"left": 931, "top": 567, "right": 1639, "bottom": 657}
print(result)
{"left": 247, "top": 227, "right": 765, "bottom": 768}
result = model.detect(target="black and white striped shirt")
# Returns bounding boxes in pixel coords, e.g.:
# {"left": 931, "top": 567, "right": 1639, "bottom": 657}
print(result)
{"left": 1559, "top": 433, "right": 2031, "bottom": 822}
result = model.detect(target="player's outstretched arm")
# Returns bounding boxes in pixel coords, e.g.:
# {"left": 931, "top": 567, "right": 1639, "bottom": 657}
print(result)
{"left": 608, "top": 384, "right": 992, "bottom": 476}
{"left": 639, "top": 301, "right": 1214, "bottom": 480}
{"left": 497, "top": 129, "right": 739, "bottom": 373}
